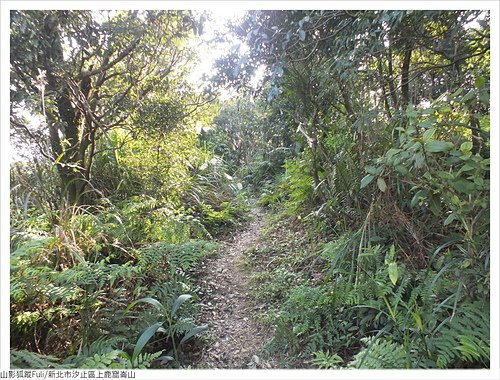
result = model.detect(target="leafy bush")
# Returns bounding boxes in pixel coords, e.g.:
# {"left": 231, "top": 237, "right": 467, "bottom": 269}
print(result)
{"left": 281, "top": 159, "right": 315, "bottom": 215}
{"left": 10, "top": 214, "right": 215, "bottom": 367}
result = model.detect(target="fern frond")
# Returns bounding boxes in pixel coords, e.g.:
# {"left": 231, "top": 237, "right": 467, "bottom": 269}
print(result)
{"left": 430, "top": 300, "right": 489, "bottom": 368}
{"left": 134, "top": 351, "right": 164, "bottom": 369}
{"left": 311, "top": 350, "right": 343, "bottom": 369}
{"left": 348, "top": 337, "right": 407, "bottom": 369}
{"left": 10, "top": 349, "right": 65, "bottom": 369}
{"left": 80, "top": 350, "right": 124, "bottom": 369}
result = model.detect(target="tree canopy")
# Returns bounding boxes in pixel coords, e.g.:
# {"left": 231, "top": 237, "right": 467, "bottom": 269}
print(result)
{"left": 11, "top": 10, "right": 207, "bottom": 204}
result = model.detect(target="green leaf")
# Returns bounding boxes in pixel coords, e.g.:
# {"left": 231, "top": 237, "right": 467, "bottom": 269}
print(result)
{"left": 479, "top": 91, "right": 489, "bottom": 105}
{"left": 360, "top": 174, "right": 375, "bottom": 189}
{"left": 409, "top": 141, "right": 422, "bottom": 151}
{"left": 461, "top": 90, "right": 476, "bottom": 103}
{"left": 385, "top": 244, "right": 396, "bottom": 264}
{"left": 414, "top": 152, "right": 425, "bottom": 169}
{"left": 459, "top": 164, "right": 475, "bottom": 173}
{"left": 460, "top": 141, "right": 473, "bottom": 153}
{"left": 365, "top": 165, "right": 382, "bottom": 175}
{"left": 395, "top": 165, "right": 409, "bottom": 175}
{"left": 429, "top": 196, "right": 441, "bottom": 216}
{"left": 377, "top": 177, "right": 387, "bottom": 192}
{"left": 450, "top": 88, "right": 463, "bottom": 98}
{"left": 443, "top": 213, "right": 457, "bottom": 226}
{"left": 451, "top": 179, "right": 475, "bottom": 194}
{"left": 179, "top": 324, "right": 209, "bottom": 345}
{"left": 385, "top": 148, "right": 401, "bottom": 159}
{"left": 133, "top": 322, "right": 163, "bottom": 362}
{"left": 474, "top": 76, "right": 485, "bottom": 89}
{"left": 171, "top": 294, "right": 192, "bottom": 317}
{"left": 125, "top": 297, "right": 165, "bottom": 315}
{"left": 410, "top": 190, "right": 427, "bottom": 207}
{"left": 437, "top": 171, "right": 454, "bottom": 180}
{"left": 406, "top": 107, "right": 418, "bottom": 118}
{"left": 418, "top": 120, "right": 435, "bottom": 129}
{"left": 460, "top": 260, "right": 472, "bottom": 269}
{"left": 388, "top": 262, "right": 398, "bottom": 285}
{"left": 412, "top": 310, "right": 423, "bottom": 331}
{"left": 424, "top": 141, "right": 454, "bottom": 153}
{"left": 422, "top": 128, "right": 436, "bottom": 142}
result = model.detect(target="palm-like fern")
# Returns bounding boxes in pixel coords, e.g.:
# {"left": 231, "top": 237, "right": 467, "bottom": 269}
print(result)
{"left": 10, "top": 349, "right": 66, "bottom": 369}
{"left": 430, "top": 300, "right": 490, "bottom": 368}
{"left": 347, "top": 337, "right": 407, "bottom": 369}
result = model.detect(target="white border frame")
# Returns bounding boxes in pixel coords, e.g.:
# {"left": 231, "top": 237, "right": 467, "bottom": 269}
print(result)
{"left": 1, "top": 2, "right": 498, "bottom": 379}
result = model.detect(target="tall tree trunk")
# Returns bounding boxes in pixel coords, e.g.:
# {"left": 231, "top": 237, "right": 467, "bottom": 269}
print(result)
{"left": 308, "top": 110, "right": 326, "bottom": 204}
{"left": 387, "top": 38, "right": 399, "bottom": 110}
{"left": 43, "top": 12, "right": 87, "bottom": 205}
{"left": 377, "top": 56, "right": 393, "bottom": 119}
{"left": 469, "top": 115, "right": 484, "bottom": 156}
{"left": 401, "top": 41, "right": 413, "bottom": 108}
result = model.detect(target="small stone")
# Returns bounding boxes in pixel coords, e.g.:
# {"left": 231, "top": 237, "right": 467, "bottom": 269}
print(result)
{"left": 252, "top": 355, "right": 260, "bottom": 365}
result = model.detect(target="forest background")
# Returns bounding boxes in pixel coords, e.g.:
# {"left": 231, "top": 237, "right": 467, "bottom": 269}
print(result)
{"left": 1, "top": 1, "right": 499, "bottom": 379}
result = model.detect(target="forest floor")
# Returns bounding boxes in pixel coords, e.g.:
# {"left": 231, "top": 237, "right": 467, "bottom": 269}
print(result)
{"left": 195, "top": 207, "right": 277, "bottom": 369}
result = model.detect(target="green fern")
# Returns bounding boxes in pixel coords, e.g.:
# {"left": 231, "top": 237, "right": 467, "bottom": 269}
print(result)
{"left": 430, "top": 300, "right": 490, "bottom": 368}
{"left": 454, "top": 334, "right": 490, "bottom": 363}
{"left": 169, "top": 241, "right": 216, "bottom": 271}
{"left": 108, "top": 263, "right": 141, "bottom": 287}
{"left": 348, "top": 337, "right": 407, "bottom": 369}
{"left": 63, "top": 339, "right": 163, "bottom": 369}
{"left": 125, "top": 351, "right": 164, "bottom": 369}
{"left": 311, "top": 350, "right": 344, "bottom": 369}
{"left": 80, "top": 350, "right": 124, "bottom": 369}
{"left": 10, "top": 349, "right": 65, "bottom": 369}
{"left": 11, "top": 237, "right": 55, "bottom": 267}
{"left": 64, "top": 336, "right": 127, "bottom": 367}
{"left": 137, "top": 240, "right": 216, "bottom": 275}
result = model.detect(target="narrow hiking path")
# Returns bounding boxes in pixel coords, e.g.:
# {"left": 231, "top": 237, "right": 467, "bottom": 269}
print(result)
{"left": 196, "top": 207, "right": 277, "bottom": 369}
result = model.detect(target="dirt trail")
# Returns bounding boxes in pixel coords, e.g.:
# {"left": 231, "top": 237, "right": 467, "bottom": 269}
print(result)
{"left": 196, "top": 207, "right": 276, "bottom": 369}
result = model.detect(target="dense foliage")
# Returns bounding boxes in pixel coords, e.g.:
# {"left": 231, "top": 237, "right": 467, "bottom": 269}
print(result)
{"left": 10, "top": 10, "right": 246, "bottom": 369}
{"left": 9, "top": 8, "right": 490, "bottom": 370}
{"left": 212, "top": 9, "right": 490, "bottom": 368}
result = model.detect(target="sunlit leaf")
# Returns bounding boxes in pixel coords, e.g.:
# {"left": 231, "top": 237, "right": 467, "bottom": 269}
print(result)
{"left": 460, "top": 142, "right": 473, "bottom": 153}
{"left": 475, "top": 76, "right": 486, "bottom": 89}
{"left": 388, "top": 262, "right": 398, "bottom": 285}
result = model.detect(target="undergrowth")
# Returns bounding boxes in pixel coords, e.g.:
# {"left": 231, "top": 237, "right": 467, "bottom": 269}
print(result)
{"left": 246, "top": 158, "right": 489, "bottom": 369}
{"left": 9, "top": 187, "right": 238, "bottom": 368}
